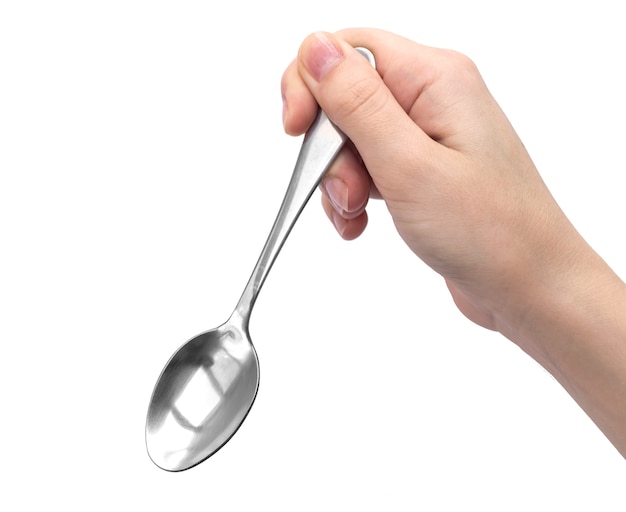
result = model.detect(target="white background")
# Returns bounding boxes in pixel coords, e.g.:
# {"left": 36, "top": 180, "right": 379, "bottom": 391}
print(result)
{"left": 1, "top": 1, "right": 625, "bottom": 510}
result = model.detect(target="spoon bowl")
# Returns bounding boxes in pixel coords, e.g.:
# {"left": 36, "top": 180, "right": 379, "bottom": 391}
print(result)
{"left": 146, "top": 47, "right": 375, "bottom": 472}
{"left": 146, "top": 313, "right": 258, "bottom": 471}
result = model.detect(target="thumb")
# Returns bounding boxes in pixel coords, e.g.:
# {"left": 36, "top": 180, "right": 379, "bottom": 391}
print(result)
{"left": 297, "top": 32, "right": 431, "bottom": 189}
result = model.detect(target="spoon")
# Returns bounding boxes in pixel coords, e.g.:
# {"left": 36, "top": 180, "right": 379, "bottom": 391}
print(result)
{"left": 145, "top": 47, "right": 376, "bottom": 472}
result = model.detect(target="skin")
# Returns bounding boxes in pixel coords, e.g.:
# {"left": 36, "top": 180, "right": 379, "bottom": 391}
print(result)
{"left": 281, "top": 28, "right": 626, "bottom": 457}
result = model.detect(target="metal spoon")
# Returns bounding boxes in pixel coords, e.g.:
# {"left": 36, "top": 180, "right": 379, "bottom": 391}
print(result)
{"left": 145, "top": 47, "right": 375, "bottom": 472}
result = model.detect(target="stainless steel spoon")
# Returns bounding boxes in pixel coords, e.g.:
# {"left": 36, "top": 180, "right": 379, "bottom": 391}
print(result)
{"left": 146, "top": 47, "right": 375, "bottom": 472}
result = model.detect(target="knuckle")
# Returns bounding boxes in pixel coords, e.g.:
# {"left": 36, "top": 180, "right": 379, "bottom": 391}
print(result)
{"left": 442, "top": 50, "right": 482, "bottom": 82}
{"left": 436, "top": 49, "right": 487, "bottom": 97}
{"left": 443, "top": 49, "right": 479, "bottom": 73}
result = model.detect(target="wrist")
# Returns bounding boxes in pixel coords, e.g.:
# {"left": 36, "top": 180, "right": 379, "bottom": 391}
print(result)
{"left": 493, "top": 240, "right": 626, "bottom": 456}
{"left": 495, "top": 238, "right": 617, "bottom": 366}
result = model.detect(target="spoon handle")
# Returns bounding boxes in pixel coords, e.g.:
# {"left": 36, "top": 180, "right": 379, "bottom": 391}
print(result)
{"left": 234, "top": 48, "right": 375, "bottom": 324}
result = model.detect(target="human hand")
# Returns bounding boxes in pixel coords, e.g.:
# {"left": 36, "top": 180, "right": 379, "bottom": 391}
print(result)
{"left": 281, "top": 28, "right": 626, "bottom": 457}
{"left": 281, "top": 28, "right": 583, "bottom": 333}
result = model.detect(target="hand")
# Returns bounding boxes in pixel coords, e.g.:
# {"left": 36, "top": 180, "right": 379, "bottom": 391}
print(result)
{"left": 281, "top": 28, "right": 626, "bottom": 457}
{"left": 282, "top": 29, "right": 579, "bottom": 332}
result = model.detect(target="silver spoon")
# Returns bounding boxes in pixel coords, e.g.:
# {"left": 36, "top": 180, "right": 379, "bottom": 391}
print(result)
{"left": 145, "top": 47, "right": 375, "bottom": 472}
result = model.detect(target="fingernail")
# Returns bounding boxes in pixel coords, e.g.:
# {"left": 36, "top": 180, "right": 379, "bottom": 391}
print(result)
{"left": 324, "top": 177, "right": 349, "bottom": 213}
{"left": 303, "top": 32, "right": 344, "bottom": 82}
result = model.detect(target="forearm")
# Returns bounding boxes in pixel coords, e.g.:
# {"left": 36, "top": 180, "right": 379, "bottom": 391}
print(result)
{"left": 497, "top": 240, "right": 626, "bottom": 457}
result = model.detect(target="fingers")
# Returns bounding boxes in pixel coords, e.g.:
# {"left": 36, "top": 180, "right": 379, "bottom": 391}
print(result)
{"left": 282, "top": 33, "right": 388, "bottom": 240}
{"left": 281, "top": 28, "right": 490, "bottom": 240}
{"left": 295, "top": 32, "right": 426, "bottom": 175}
{"left": 321, "top": 194, "right": 368, "bottom": 241}
{"left": 281, "top": 28, "right": 414, "bottom": 135}
{"left": 284, "top": 29, "right": 454, "bottom": 212}
{"left": 281, "top": 28, "right": 431, "bottom": 136}
{"left": 321, "top": 146, "right": 370, "bottom": 219}
{"left": 281, "top": 59, "right": 318, "bottom": 136}
{"left": 319, "top": 143, "right": 376, "bottom": 240}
